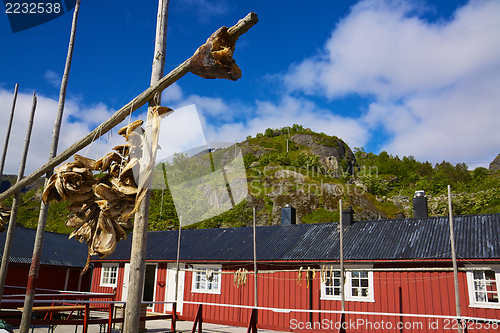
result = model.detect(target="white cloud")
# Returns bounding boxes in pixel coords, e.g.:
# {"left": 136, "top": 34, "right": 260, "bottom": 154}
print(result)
{"left": 161, "top": 82, "right": 183, "bottom": 103}
{"left": 175, "top": 0, "right": 229, "bottom": 23}
{"left": 0, "top": 88, "right": 119, "bottom": 176}
{"left": 284, "top": 0, "right": 500, "bottom": 167}
{"left": 44, "top": 70, "right": 61, "bottom": 88}
{"left": 160, "top": 86, "right": 369, "bottom": 152}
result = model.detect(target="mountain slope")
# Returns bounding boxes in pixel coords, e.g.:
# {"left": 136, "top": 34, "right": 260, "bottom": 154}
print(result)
{"left": 3, "top": 124, "right": 500, "bottom": 233}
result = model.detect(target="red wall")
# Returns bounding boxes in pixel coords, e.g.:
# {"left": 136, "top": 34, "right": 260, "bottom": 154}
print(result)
{"left": 181, "top": 263, "right": 500, "bottom": 333}
{"left": 2, "top": 263, "right": 91, "bottom": 309}
{"left": 3, "top": 263, "right": 91, "bottom": 292}
{"left": 91, "top": 263, "right": 124, "bottom": 298}
{"left": 90, "top": 262, "right": 500, "bottom": 333}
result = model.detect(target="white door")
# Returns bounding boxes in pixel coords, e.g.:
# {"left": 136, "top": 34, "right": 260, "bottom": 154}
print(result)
{"left": 121, "top": 263, "right": 130, "bottom": 302}
{"left": 165, "top": 263, "right": 185, "bottom": 315}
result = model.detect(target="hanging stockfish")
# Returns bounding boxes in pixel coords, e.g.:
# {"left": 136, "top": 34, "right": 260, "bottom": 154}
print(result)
{"left": 234, "top": 268, "right": 248, "bottom": 288}
{"left": 41, "top": 106, "right": 171, "bottom": 272}
{"left": 320, "top": 265, "right": 327, "bottom": 284}
{"left": 0, "top": 203, "right": 11, "bottom": 232}
{"left": 190, "top": 26, "right": 242, "bottom": 81}
{"left": 297, "top": 266, "right": 303, "bottom": 286}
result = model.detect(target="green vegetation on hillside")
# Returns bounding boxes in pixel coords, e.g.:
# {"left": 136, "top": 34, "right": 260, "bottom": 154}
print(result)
{"left": 4, "top": 125, "right": 500, "bottom": 234}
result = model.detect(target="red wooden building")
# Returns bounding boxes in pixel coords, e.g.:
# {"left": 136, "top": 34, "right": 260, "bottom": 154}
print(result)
{"left": 91, "top": 212, "right": 500, "bottom": 332}
{"left": 0, "top": 225, "right": 92, "bottom": 303}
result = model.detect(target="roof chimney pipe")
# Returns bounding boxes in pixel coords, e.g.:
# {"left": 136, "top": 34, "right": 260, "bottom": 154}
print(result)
{"left": 342, "top": 206, "right": 354, "bottom": 226}
{"left": 413, "top": 190, "right": 428, "bottom": 218}
{"left": 281, "top": 204, "right": 296, "bottom": 225}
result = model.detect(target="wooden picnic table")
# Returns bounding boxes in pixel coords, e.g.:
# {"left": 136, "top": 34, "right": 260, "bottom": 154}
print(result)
{"left": 18, "top": 304, "right": 108, "bottom": 333}
{"left": 18, "top": 305, "right": 99, "bottom": 312}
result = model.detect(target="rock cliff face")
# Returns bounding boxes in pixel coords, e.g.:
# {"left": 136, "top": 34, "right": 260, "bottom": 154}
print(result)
{"left": 290, "top": 134, "right": 356, "bottom": 174}
{"left": 253, "top": 168, "right": 387, "bottom": 225}
{"left": 191, "top": 130, "right": 389, "bottom": 226}
{"left": 489, "top": 154, "right": 500, "bottom": 172}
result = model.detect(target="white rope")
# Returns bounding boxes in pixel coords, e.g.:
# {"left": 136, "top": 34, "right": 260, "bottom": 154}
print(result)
{"left": 3, "top": 297, "right": 498, "bottom": 325}
{"left": 177, "top": 266, "right": 493, "bottom": 274}
{"left": 181, "top": 301, "right": 500, "bottom": 323}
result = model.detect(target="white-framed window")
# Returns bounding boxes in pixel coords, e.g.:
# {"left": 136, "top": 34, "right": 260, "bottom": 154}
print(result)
{"left": 321, "top": 265, "right": 374, "bottom": 302}
{"left": 100, "top": 264, "right": 118, "bottom": 287}
{"left": 191, "top": 265, "right": 221, "bottom": 294}
{"left": 323, "top": 270, "right": 341, "bottom": 297}
{"left": 466, "top": 266, "right": 500, "bottom": 309}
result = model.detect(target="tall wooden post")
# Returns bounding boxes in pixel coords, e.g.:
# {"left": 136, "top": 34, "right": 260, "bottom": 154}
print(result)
{"left": 0, "top": 83, "right": 18, "bottom": 184}
{"left": 123, "top": 1, "right": 169, "bottom": 332}
{"left": 175, "top": 217, "right": 182, "bottom": 305}
{"left": 0, "top": 92, "right": 37, "bottom": 302}
{"left": 448, "top": 185, "right": 462, "bottom": 333}
{"left": 19, "top": 2, "right": 80, "bottom": 331}
{"left": 253, "top": 207, "right": 258, "bottom": 308}
{"left": 339, "top": 199, "right": 345, "bottom": 312}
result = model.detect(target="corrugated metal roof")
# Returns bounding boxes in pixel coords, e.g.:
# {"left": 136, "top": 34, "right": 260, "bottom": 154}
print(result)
{"left": 96, "top": 213, "right": 500, "bottom": 263}
{"left": 0, "top": 226, "right": 89, "bottom": 267}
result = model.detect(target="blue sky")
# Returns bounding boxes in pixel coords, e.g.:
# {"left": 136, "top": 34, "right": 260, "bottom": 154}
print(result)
{"left": 1, "top": 0, "right": 499, "bottom": 175}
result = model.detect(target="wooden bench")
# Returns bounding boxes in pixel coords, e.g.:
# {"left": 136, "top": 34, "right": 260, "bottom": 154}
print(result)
{"left": 19, "top": 304, "right": 107, "bottom": 333}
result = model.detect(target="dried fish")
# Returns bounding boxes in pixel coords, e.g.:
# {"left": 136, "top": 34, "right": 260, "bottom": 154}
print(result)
{"left": 69, "top": 222, "right": 93, "bottom": 243}
{"left": 91, "top": 212, "right": 116, "bottom": 258}
{"left": 74, "top": 154, "right": 96, "bottom": 170}
{"left": 55, "top": 177, "right": 68, "bottom": 201}
{"left": 190, "top": 27, "right": 241, "bottom": 81}
{"left": 113, "top": 144, "right": 131, "bottom": 157}
{"left": 108, "top": 164, "right": 121, "bottom": 177}
{"left": 66, "top": 204, "right": 98, "bottom": 228}
{"left": 111, "top": 177, "right": 138, "bottom": 195}
{"left": 113, "top": 221, "right": 128, "bottom": 242}
{"left": 119, "top": 157, "right": 139, "bottom": 177}
{"left": 117, "top": 218, "right": 133, "bottom": 230}
{"left": 118, "top": 119, "right": 144, "bottom": 137}
{"left": 126, "top": 132, "right": 142, "bottom": 148}
{"left": 0, "top": 203, "right": 11, "bottom": 233}
{"left": 94, "top": 152, "right": 122, "bottom": 172}
{"left": 94, "top": 183, "right": 133, "bottom": 202}
{"left": 55, "top": 161, "right": 83, "bottom": 174}
{"left": 42, "top": 178, "right": 62, "bottom": 203}
{"left": 66, "top": 192, "right": 96, "bottom": 204}
{"left": 42, "top": 112, "right": 169, "bottom": 264}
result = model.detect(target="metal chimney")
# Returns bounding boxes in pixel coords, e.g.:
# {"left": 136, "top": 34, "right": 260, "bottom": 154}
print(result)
{"left": 413, "top": 190, "right": 428, "bottom": 218}
{"left": 342, "top": 206, "right": 354, "bottom": 226}
{"left": 281, "top": 204, "right": 296, "bottom": 225}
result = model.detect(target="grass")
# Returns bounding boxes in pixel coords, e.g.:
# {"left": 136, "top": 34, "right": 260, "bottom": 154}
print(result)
{"left": 302, "top": 208, "right": 340, "bottom": 224}
{"left": 366, "top": 193, "right": 402, "bottom": 218}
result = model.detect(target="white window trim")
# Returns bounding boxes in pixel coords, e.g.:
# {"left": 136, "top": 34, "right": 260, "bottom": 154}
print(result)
{"left": 191, "top": 264, "right": 222, "bottom": 295}
{"left": 466, "top": 265, "right": 500, "bottom": 309}
{"left": 320, "top": 265, "right": 375, "bottom": 303}
{"left": 100, "top": 264, "right": 119, "bottom": 287}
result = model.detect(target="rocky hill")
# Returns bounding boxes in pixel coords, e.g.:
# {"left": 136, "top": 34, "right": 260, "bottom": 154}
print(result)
{"left": 3, "top": 124, "right": 500, "bottom": 233}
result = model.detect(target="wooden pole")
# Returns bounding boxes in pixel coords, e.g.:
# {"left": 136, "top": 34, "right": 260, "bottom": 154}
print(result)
{"left": 253, "top": 207, "right": 258, "bottom": 308}
{"left": 19, "top": 2, "right": 80, "bottom": 331}
{"left": 0, "top": 91, "right": 36, "bottom": 303}
{"left": 124, "top": 1, "right": 169, "bottom": 332}
{"left": 0, "top": 83, "right": 18, "bottom": 184}
{"left": 175, "top": 216, "right": 182, "bottom": 303}
{"left": 448, "top": 185, "right": 462, "bottom": 333}
{"left": 339, "top": 199, "right": 345, "bottom": 312}
{"left": 160, "top": 188, "right": 164, "bottom": 216}
{"left": 0, "top": 12, "right": 258, "bottom": 203}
